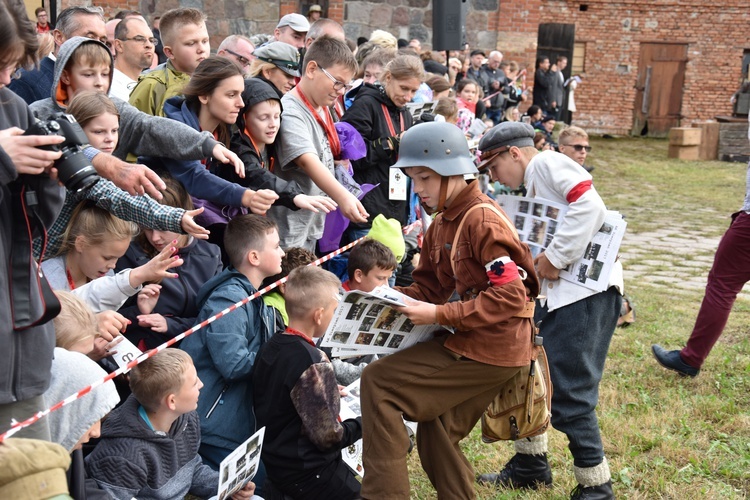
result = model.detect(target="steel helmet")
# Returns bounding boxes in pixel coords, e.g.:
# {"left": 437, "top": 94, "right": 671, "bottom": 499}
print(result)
{"left": 391, "top": 122, "right": 478, "bottom": 177}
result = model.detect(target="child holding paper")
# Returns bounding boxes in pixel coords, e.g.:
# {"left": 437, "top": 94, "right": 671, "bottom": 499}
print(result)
{"left": 253, "top": 266, "right": 362, "bottom": 499}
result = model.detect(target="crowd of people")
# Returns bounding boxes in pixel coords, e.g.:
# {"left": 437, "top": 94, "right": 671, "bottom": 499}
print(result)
{"left": 3, "top": 1, "right": 731, "bottom": 499}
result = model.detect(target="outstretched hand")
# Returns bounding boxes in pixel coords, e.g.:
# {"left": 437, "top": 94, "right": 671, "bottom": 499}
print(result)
{"left": 181, "top": 207, "right": 210, "bottom": 240}
{"left": 212, "top": 144, "right": 244, "bottom": 178}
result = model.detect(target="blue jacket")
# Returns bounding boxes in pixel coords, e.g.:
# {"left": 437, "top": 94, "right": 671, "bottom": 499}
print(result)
{"left": 115, "top": 238, "right": 222, "bottom": 350}
{"left": 180, "top": 267, "right": 278, "bottom": 451}
{"left": 142, "top": 96, "right": 246, "bottom": 208}
{"left": 8, "top": 56, "right": 55, "bottom": 105}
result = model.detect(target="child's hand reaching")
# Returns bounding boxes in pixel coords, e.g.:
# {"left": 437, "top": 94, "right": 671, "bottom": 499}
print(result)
{"left": 137, "top": 313, "right": 168, "bottom": 333}
{"left": 293, "top": 194, "right": 338, "bottom": 213}
{"left": 128, "top": 241, "right": 183, "bottom": 288}
{"left": 137, "top": 284, "right": 162, "bottom": 314}
{"left": 96, "top": 310, "right": 130, "bottom": 339}
{"left": 181, "top": 207, "right": 210, "bottom": 240}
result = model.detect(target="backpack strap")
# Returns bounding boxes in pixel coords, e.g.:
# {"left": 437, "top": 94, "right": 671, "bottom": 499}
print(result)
{"left": 449, "top": 202, "right": 520, "bottom": 276}
{"left": 449, "top": 202, "right": 534, "bottom": 319}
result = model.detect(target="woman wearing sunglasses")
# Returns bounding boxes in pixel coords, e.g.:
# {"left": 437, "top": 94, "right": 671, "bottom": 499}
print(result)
{"left": 248, "top": 41, "right": 301, "bottom": 97}
{"left": 340, "top": 54, "right": 425, "bottom": 240}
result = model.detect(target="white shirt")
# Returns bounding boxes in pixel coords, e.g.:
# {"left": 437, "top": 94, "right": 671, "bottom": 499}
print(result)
{"left": 524, "top": 151, "right": 624, "bottom": 311}
{"left": 109, "top": 68, "right": 138, "bottom": 102}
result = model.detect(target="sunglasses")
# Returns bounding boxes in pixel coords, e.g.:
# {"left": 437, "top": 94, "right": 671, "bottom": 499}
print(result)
{"left": 565, "top": 144, "right": 592, "bottom": 152}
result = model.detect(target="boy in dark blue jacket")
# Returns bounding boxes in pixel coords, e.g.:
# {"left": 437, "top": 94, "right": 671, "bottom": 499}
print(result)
{"left": 180, "top": 214, "right": 284, "bottom": 492}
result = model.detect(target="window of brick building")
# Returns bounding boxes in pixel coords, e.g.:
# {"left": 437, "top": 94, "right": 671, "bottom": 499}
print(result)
{"left": 572, "top": 41, "right": 586, "bottom": 73}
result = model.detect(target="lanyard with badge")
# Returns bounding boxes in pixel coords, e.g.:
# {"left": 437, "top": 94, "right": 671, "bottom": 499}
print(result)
{"left": 381, "top": 103, "right": 407, "bottom": 201}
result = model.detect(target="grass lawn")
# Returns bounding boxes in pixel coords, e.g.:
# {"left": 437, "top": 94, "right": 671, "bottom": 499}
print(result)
{"left": 405, "top": 137, "right": 750, "bottom": 499}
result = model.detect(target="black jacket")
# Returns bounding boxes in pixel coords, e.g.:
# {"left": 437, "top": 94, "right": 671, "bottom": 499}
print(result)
{"left": 533, "top": 68, "right": 557, "bottom": 112}
{"left": 341, "top": 83, "right": 414, "bottom": 228}
{"left": 115, "top": 238, "right": 222, "bottom": 350}
{"left": 223, "top": 132, "right": 303, "bottom": 210}
{"left": 0, "top": 87, "right": 64, "bottom": 405}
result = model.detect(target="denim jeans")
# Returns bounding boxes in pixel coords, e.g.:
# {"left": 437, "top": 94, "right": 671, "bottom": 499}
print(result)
{"left": 486, "top": 108, "right": 503, "bottom": 126}
{"left": 535, "top": 287, "right": 621, "bottom": 468}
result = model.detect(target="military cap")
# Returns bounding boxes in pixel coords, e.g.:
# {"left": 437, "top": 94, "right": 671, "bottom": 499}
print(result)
{"left": 477, "top": 122, "right": 536, "bottom": 170}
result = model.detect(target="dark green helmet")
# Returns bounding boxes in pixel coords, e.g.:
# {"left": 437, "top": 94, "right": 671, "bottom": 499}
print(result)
{"left": 391, "top": 122, "right": 478, "bottom": 177}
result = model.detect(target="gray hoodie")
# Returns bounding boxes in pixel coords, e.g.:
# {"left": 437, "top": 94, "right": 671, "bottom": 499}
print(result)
{"left": 29, "top": 37, "right": 219, "bottom": 162}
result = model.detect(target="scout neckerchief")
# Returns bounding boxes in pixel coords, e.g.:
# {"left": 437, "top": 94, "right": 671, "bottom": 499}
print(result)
{"left": 243, "top": 126, "right": 275, "bottom": 172}
{"left": 295, "top": 87, "right": 342, "bottom": 160}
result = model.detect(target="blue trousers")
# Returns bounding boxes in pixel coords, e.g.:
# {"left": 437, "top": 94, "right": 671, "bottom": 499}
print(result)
{"left": 535, "top": 287, "right": 621, "bottom": 467}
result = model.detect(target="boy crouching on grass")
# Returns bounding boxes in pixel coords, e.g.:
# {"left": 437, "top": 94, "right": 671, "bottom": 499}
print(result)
{"left": 85, "top": 349, "right": 256, "bottom": 499}
{"left": 253, "top": 266, "right": 363, "bottom": 500}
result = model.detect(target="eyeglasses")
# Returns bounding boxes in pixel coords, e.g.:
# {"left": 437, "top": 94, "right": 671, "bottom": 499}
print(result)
{"left": 119, "top": 36, "right": 159, "bottom": 47}
{"left": 565, "top": 144, "right": 592, "bottom": 152}
{"left": 224, "top": 48, "right": 253, "bottom": 67}
{"left": 319, "top": 66, "right": 353, "bottom": 91}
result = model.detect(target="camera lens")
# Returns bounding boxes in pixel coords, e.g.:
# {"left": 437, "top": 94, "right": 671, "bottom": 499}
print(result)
{"left": 56, "top": 149, "right": 100, "bottom": 192}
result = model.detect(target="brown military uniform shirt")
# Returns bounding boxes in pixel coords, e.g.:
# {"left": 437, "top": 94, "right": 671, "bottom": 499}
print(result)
{"left": 395, "top": 180, "right": 540, "bottom": 367}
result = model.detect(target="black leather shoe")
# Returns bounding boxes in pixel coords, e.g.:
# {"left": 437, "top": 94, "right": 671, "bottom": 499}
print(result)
{"left": 477, "top": 453, "right": 552, "bottom": 489}
{"left": 652, "top": 345, "right": 699, "bottom": 377}
{"left": 570, "top": 480, "right": 615, "bottom": 499}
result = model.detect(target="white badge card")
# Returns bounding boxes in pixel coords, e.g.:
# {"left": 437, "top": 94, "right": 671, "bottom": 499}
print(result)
{"left": 389, "top": 168, "right": 407, "bottom": 201}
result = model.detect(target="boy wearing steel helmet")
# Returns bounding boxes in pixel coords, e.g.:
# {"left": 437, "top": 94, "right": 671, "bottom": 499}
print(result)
{"left": 359, "top": 121, "right": 540, "bottom": 499}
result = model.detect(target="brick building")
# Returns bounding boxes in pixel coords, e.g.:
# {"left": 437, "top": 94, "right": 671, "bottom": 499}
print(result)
{"left": 34, "top": 0, "right": 750, "bottom": 135}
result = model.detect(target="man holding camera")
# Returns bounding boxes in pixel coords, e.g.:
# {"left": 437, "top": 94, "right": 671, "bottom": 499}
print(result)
{"left": 0, "top": 0, "right": 68, "bottom": 441}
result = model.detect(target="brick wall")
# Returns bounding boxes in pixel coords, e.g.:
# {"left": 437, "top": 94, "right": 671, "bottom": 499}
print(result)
{"left": 55, "top": 0, "right": 750, "bottom": 135}
{"left": 537, "top": 0, "right": 750, "bottom": 134}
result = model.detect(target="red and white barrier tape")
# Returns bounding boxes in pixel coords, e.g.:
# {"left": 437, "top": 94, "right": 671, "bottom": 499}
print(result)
{"left": 0, "top": 232, "right": 389, "bottom": 442}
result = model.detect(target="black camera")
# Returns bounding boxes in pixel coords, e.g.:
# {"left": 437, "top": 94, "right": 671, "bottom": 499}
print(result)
{"left": 24, "top": 113, "right": 100, "bottom": 192}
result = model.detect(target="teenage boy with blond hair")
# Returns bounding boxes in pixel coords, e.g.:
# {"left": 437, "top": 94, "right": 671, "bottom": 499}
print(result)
{"left": 180, "top": 214, "right": 284, "bottom": 493}
{"left": 129, "top": 8, "right": 209, "bottom": 116}
{"left": 86, "top": 349, "right": 256, "bottom": 500}
{"left": 268, "top": 35, "right": 369, "bottom": 251}
{"left": 253, "top": 266, "right": 362, "bottom": 499}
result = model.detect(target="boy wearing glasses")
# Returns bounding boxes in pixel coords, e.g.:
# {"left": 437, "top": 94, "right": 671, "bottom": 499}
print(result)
{"left": 110, "top": 17, "right": 156, "bottom": 101}
{"left": 268, "top": 35, "right": 369, "bottom": 252}
{"left": 129, "top": 8, "right": 208, "bottom": 116}
{"left": 477, "top": 122, "right": 623, "bottom": 500}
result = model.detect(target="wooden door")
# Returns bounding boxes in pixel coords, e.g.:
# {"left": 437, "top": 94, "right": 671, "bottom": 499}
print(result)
{"left": 633, "top": 43, "right": 688, "bottom": 137}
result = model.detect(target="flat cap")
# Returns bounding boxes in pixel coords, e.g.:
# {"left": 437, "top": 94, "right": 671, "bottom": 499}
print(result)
{"left": 253, "top": 41, "right": 301, "bottom": 76}
{"left": 470, "top": 49, "right": 486, "bottom": 58}
{"left": 276, "top": 13, "right": 310, "bottom": 32}
{"left": 477, "top": 122, "right": 536, "bottom": 169}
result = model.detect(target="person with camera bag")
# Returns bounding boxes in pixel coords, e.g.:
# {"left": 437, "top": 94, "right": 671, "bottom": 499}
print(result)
{"left": 0, "top": 0, "right": 67, "bottom": 441}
